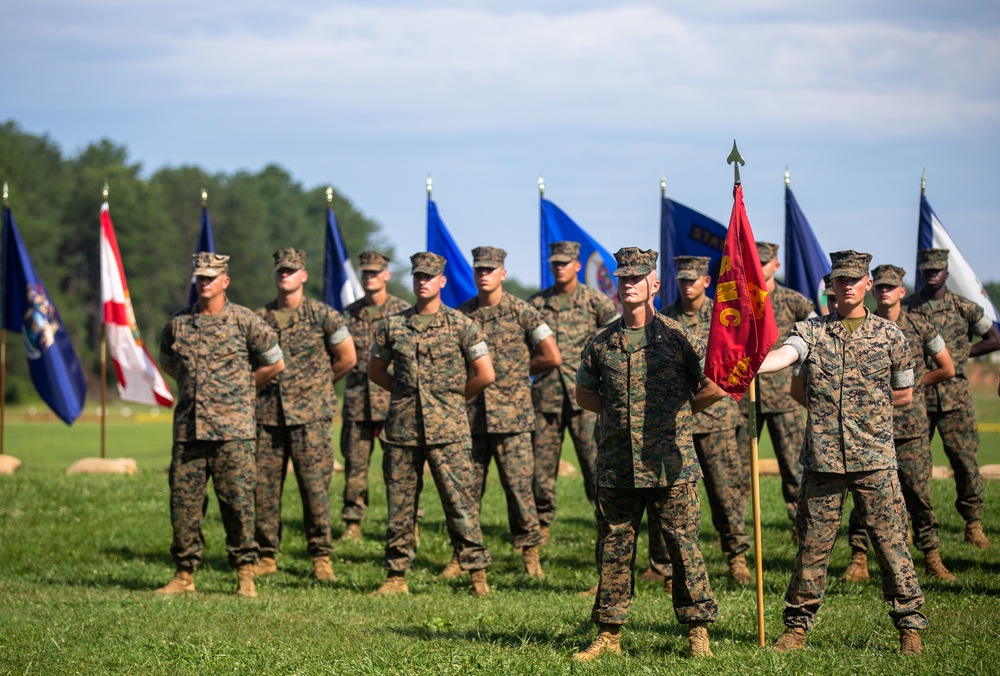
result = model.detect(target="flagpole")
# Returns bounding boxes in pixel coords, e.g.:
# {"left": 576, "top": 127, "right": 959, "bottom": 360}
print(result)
{"left": 921, "top": 168, "right": 926, "bottom": 197}
{"left": 100, "top": 181, "right": 109, "bottom": 459}
{"left": 1, "top": 182, "right": 8, "bottom": 456}
{"left": 728, "top": 140, "right": 765, "bottom": 647}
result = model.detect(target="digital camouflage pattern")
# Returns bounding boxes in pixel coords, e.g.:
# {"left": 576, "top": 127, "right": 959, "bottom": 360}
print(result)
{"left": 577, "top": 313, "right": 705, "bottom": 488}
{"left": 528, "top": 284, "right": 619, "bottom": 413}
{"left": 372, "top": 305, "right": 489, "bottom": 445}
{"left": 459, "top": 291, "right": 552, "bottom": 434}
{"left": 533, "top": 402, "right": 598, "bottom": 526}
{"left": 469, "top": 432, "right": 542, "bottom": 549}
{"left": 382, "top": 438, "right": 491, "bottom": 573}
{"left": 340, "top": 420, "right": 380, "bottom": 523}
{"left": 928, "top": 408, "right": 983, "bottom": 522}
{"left": 160, "top": 300, "right": 282, "bottom": 441}
{"left": 784, "top": 469, "right": 926, "bottom": 631}
{"left": 890, "top": 309, "right": 946, "bottom": 439}
{"left": 341, "top": 294, "right": 411, "bottom": 422}
{"left": 849, "top": 435, "right": 942, "bottom": 553}
{"left": 255, "top": 296, "right": 350, "bottom": 425}
{"left": 756, "top": 284, "right": 815, "bottom": 413}
{"left": 592, "top": 483, "right": 717, "bottom": 626}
{"left": 256, "top": 420, "right": 335, "bottom": 557}
{"left": 784, "top": 310, "right": 914, "bottom": 474}
{"left": 169, "top": 439, "right": 257, "bottom": 569}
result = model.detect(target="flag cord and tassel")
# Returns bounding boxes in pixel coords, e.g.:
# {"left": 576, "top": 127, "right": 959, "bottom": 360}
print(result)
{"left": 748, "top": 377, "right": 765, "bottom": 647}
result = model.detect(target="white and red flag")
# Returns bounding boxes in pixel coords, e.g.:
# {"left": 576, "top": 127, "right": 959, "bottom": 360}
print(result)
{"left": 100, "top": 203, "right": 174, "bottom": 407}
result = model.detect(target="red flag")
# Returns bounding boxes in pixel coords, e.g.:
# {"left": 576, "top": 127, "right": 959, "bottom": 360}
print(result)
{"left": 705, "top": 183, "right": 778, "bottom": 400}
{"left": 100, "top": 203, "right": 174, "bottom": 407}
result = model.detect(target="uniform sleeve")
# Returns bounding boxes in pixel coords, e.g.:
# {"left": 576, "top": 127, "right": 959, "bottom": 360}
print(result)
{"left": 371, "top": 320, "right": 393, "bottom": 362}
{"left": 576, "top": 338, "right": 602, "bottom": 391}
{"left": 248, "top": 314, "right": 283, "bottom": 365}
{"left": 961, "top": 297, "right": 991, "bottom": 336}
{"left": 888, "top": 325, "right": 915, "bottom": 389}
{"left": 159, "top": 320, "right": 177, "bottom": 372}
{"left": 595, "top": 294, "right": 620, "bottom": 327}
{"left": 519, "top": 302, "right": 553, "bottom": 346}
{"left": 323, "top": 306, "right": 351, "bottom": 346}
{"left": 784, "top": 321, "right": 812, "bottom": 364}
{"left": 459, "top": 316, "right": 490, "bottom": 362}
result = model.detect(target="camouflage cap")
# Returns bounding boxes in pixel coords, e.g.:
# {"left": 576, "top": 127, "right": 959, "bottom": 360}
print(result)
{"left": 192, "top": 252, "right": 230, "bottom": 278}
{"left": 358, "top": 250, "right": 390, "bottom": 272}
{"left": 756, "top": 241, "right": 779, "bottom": 264}
{"left": 674, "top": 255, "right": 711, "bottom": 280}
{"left": 548, "top": 241, "right": 581, "bottom": 263}
{"left": 872, "top": 264, "right": 905, "bottom": 287}
{"left": 613, "top": 247, "right": 658, "bottom": 277}
{"left": 829, "top": 250, "right": 872, "bottom": 279}
{"left": 822, "top": 273, "right": 835, "bottom": 297}
{"left": 917, "top": 248, "right": 950, "bottom": 271}
{"left": 273, "top": 248, "right": 306, "bottom": 271}
{"left": 410, "top": 251, "right": 446, "bottom": 276}
{"left": 471, "top": 246, "right": 507, "bottom": 268}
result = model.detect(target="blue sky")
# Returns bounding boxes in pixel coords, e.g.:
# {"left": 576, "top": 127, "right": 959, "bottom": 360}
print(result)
{"left": 4, "top": 1, "right": 999, "bottom": 287}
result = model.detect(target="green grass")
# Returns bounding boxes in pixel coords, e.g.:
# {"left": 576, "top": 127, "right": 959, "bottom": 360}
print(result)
{"left": 2, "top": 393, "right": 1000, "bottom": 673}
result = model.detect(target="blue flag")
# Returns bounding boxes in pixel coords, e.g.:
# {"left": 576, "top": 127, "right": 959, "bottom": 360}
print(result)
{"left": 187, "top": 205, "right": 216, "bottom": 305}
{"left": 2, "top": 206, "right": 87, "bottom": 425}
{"left": 659, "top": 197, "right": 727, "bottom": 306}
{"left": 323, "top": 207, "right": 362, "bottom": 311}
{"left": 784, "top": 186, "right": 831, "bottom": 311}
{"left": 540, "top": 198, "right": 618, "bottom": 305}
{"left": 916, "top": 193, "right": 999, "bottom": 329}
{"left": 427, "top": 198, "right": 476, "bottom": 308}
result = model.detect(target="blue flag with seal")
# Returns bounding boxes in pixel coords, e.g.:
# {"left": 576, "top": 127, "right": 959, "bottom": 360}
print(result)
{"left": 784, "top": 185, "right": 831, "bottom": 311}
{"left": 540, "top": 198, "right": 618, "bottom": 305}
{"left": 427, "top": 198, "right": 476, "bottom": 308}
{"left": 187, "top": 204, "right": 216, "bottom": 305}
{"left": 916, "top": 192, "right": 999, "bottom": 330}
{"left": 323, "top": 206, "right": 362, "bottom": 311}
{"left": 2, "top": 205, "right": 87, "bottom": 425}
{"left": 659, "top": 196, "right": 727, "bottom": 306}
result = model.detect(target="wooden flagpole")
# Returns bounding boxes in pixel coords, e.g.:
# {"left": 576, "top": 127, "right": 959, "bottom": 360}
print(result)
{"left": 748, "top": 377, "right": 765, "bottom": 647}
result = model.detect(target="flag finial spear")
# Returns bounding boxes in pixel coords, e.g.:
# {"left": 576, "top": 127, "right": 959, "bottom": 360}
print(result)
{"left": 784, "top": 166, "right": 790, "bottom": 187}
{"left": 102, "top": 179, "right": 109, "bottom": 202}
{"left": 727, "top": 140, "right": 745, "bottom": 185}
{"left": 538, "top": 174, "right": 544, "bottom": 199}
{"left": 326, "top": 186, "right": 333, "bottom": 206}
{"left": 2, "top": 182, "right": 8, "bottom": 207}
{"left": 920, "top": 169, "right": 926, "bottom": 196}
{"left": 426, "top": 174, "right": 432, "bottom": 200}
{"left": 201, "top": 188, "right": 208, "bottom": 207}
{"left": 660, "top": 173, "right": 666, "bottom": 198}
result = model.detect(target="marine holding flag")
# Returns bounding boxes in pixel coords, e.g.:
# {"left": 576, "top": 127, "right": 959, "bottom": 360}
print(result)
{"left": 759, "top": 250, "right": 927, "bottom": 656}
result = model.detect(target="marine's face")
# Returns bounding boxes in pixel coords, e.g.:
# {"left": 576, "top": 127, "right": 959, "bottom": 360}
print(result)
{"left": 196, "top": 273, "right": 229, "bottom": 301}
{"left": 921, "top": 267, "right": 948, "bottom": 292}
{"left": 760, "top": 257, "right": 779, "bottom": 282}
{"left": 833, "top": 274, "right": 871, "bottom": 309}
{"left": 362, "top": 268, "right": 390, "bottom": 294}
{"left": 413, "top": 272, "right": 445, "bottom": 300}
{"left": 275, "top": 267, "right": 307, "bottom": 293}
{"left": 678, "top": 275, "right": 709, "bottom": 302}
{"left": 618, "top": 271, "right": 660, "bottom": 306}
{"left": 874, "top": 283, "right": 905, "bottom": 309}
{"left": 551, "top": 259, "right": 580, "bottom": 284}
{"left": 474, "top": 265, "right": 506, "bottom": 293}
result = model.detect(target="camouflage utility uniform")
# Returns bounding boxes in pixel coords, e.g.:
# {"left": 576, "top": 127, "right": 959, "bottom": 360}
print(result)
{"left": 374, "top": 305, "right": 492, "bottom": 574}
{"left": 255, "top": 295, "right": 351, "bottom": 560}
{"left": 459, "top": 291, "right": 550, "bottom": 549}
{"left": 529, "top": 282, "right": 618, "bottom": 527}
{"left": 781, "top": 306, "right": 925, "bottom": 632}
{"left": 341, "top": 292, "right": 411, "bottom": 526}
{"left": 160, "top": 300, "right": 282, "bottom": 570}
{"left": 904, "top": 289, "right": 993, "bottom": 525}
{"left": 578, "top": 313, "right": 717, "bottom": 628}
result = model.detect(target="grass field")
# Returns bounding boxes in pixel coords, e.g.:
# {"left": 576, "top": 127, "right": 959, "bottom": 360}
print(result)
{"left": 2, "top": 390, "right": 1000, "bottom": 674}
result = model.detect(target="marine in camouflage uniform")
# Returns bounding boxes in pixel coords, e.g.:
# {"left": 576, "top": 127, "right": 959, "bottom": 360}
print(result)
{"left": 157, "top": 252, "right": 285, "bottom": 597}
{"left": 369, "top": 252, "right": 495, "bottom": 596}
{"left": 845, "top": 264, "right": 957, "bottom": 581}
{"left": 573, "top": 248, "right": 721, "bottom": 661}
{"left": 664, "top": 256, "right": 750, "bottom": 584}
{"left": 529, "top": 241, "right": 619, "bottom": 538}
{"left": 253, "top": 248, "right": 356, "bottom": 581}
{"left": 340, "top": 251, "right": 411, "bottom": 540}
{"left": 765, "top": 250, "right": 926, "bottom": 655}
{"left": 749, "top": 241, "right": 815, "bottom": 522}
{"left": 903, "top": 248, "right": 1000, "bottom": 549}
{"left": 448, "top": 246, "right": 560, "bottom": 578}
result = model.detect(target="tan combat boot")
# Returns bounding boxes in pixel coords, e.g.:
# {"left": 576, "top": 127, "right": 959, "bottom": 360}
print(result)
{"left": 773, "top": 626, "right": 807, "bottom": 653}
{"left": 573, "top": 624, "right": 622, "bottom": 662}
{"left": 254, "top": 556, "right": 278, "bottom": 576}
{"left": 539, "top": 525, "right": 550, "bottom": 546}
{"left": 841, "top": 550, "right": 870, "bottom": 582}
{"left": 688, "top": 621, "right": 713, "bottom": 657}
{"left": 523, "top": 546, "right": 545, "bottom": 579}
{"left": 436, "top": 553, "right": 464, "bottom": 580}
{"left": 469, "top": 569, "right": 490, "bottom": 596}
{"left": 372, "top": 572, "right": 409, "bottom": 596}
{"left": 236, "top": 564, "right": 257, "bottom": 598}
{"left": 965, "top": 520, "right": 991, "bottom": 549}
{"left": 312, "top": 555, "right": 336, "bottom": 582}
{"left": 924, "top": 548, "right": 956, "bottom": 581}
{"left": 339, "top": 522, "right": 362, "bottom": 542}
{"left": 899, "top": 628, "right": 924, "bottom": 654}
{"left": 155, "top": 568, "right": 195, "bottom": 595}
{"left": 728, "top": 553, "right": 752, "bottom": 585}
